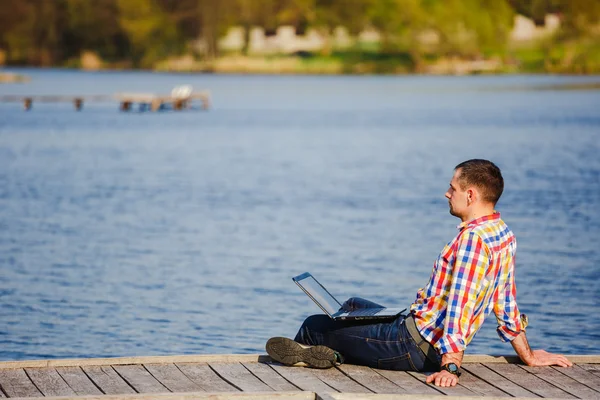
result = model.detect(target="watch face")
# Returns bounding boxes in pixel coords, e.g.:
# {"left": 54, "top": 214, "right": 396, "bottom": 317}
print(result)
{"left": 448, "top": 363, "right": 458, "bottom": 372}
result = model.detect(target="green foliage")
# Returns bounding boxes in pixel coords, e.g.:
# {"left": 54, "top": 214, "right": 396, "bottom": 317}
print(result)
{"left": 426, "top": 0, "right": 514, "bottom": 57}
{"left": 0, "top": 0, "right": 598, "bottom": 72}
{"left": 117, "top": 0, "right": 182, "bottom": 67}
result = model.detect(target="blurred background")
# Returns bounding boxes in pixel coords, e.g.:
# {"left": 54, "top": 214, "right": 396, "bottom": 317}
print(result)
{"left": 0, "top": 1, "right": 599, "bottom": 362}
{"left": 1, "top": 0, "right": 600, "bottom": 74}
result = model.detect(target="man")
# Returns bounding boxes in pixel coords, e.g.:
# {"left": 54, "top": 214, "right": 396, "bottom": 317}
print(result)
{"left": 266, "top": 159, "right": 572, "bottom": 387}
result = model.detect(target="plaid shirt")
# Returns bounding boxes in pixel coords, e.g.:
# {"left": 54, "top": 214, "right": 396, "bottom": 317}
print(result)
{"left": 410, "top": 212, "right": 525, "bottom": 355}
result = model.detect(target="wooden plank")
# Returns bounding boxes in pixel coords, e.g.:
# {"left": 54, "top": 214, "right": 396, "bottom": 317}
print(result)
{"left": 406, "top": 371, "right": 476, "bottom": 396}
{"left": 337, "top": 365, "right": 407, "bottom": 394}
{"left": 176, "top": 363, "right": 239, "bottom": 392}
{"left": 1, "top": 353, "right": 596, "bottom": 370}
{"left": 25, "top": 367, "right": 76, "bottom": 397}
{"left": 144, "top": 363, "right": 203, "bottom": 393}
{"left": 553, "top": 365, "right": 600, "bottom": 392}
{"left": 458, "top": 368, "right": 510, "bottom": 397}
{"left": 113, "top": 364, "right": 168, "bottom": 393}
{"left": 0, "top": 354, "right": 269, "bottom": 369}
{"left": 322, "top": 395, "right": 528, "bottom": 400}
{"left": 3, "top": 392, "right": 313, "bottom": 400}
{"left": 462, "top": 363, "right": 537, "bottom": 398}
{"left": 56, "top": 366, "right": 103, "bottom": 395}
{"left": 521, "top": 365, "right": 600, "bottom": 399}
{"left": 0, "top": 368, "right": 43, "bottom": 397}
{"left": 580, "top": 364, "right": 600, "bottom": 372}
{"left": 83, "top": 366, "right": 137, "bottom": 395}
{"left": 486, "top": 363, "right": 575, "bottom": 398}
{"left": 269, "top": 364, "right": 336, "bottom": 393}
{"left": 209, "top": 362, "right": 273, "bottom": 392}
{"left": 374, "top": 369, "right": 442, "bottom": 395}
{"left": 462, "top": 355, "right": 600, "bottom": 364}
{"left": 308, "top": 366, "right": 367, "bottom": 393}
{"left": 242, "top": 362, "right": 299, "bottom": 391}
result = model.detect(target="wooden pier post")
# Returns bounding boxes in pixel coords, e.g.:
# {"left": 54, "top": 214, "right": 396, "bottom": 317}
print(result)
{"left": 24, "top": 97, "right": 32, "bottom": 111}
{"left": 120, "top": 101, "right": 132, "bottom": 112}
{"left": 201, "top": 95, "right": 210, "bottom": 110}
{"left": 151, "top": 99, "right": 162, "bottom": 112}
{"left": 74, "top": 98, "right": 83, "bottom": 111}
{"left": 174, "top": 99, "right": 187, "bottom": 110}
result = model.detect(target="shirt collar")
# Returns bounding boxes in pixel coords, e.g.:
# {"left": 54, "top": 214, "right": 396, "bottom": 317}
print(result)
{"left": 457, "top": 212, "right": 500, "bottom": 231}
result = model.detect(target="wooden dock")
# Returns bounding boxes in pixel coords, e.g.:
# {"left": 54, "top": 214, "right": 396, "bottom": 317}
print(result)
{"left": 0, "top": 354, "right": 598, "bottom": 399}
{"left": 0, "top": 90, "right": 210, "bottom": 112}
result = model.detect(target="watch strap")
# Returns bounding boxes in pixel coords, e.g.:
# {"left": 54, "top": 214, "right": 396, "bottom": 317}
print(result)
{"left": 442, "top": 363, "right": 462, "bottom": 377}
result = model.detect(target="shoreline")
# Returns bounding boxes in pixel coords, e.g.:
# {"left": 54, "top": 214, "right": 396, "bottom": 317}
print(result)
{"left": 0, "top": 72, "right": 30, "bottom": 83}
{"left": 4, "top": 51, "right": 600, "bottom": 77}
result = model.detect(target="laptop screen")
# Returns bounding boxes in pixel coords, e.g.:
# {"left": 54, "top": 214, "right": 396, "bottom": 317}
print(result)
{"left": 293, "top": 273, "right": 342, "bottom": 316}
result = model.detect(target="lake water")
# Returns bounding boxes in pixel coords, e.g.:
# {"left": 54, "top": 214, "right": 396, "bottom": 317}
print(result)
{"left": 0, "top": 69, "right": 599, "bottom": 361}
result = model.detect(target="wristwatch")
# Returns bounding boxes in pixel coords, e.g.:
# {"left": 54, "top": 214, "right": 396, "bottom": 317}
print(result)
{"left": 442, "top": 363, "right": 461, "bottom": 377}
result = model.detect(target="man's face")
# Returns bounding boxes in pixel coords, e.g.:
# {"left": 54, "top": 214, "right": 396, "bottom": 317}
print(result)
{"left": 445, "top": 169, "right": 468, "bottom": 219}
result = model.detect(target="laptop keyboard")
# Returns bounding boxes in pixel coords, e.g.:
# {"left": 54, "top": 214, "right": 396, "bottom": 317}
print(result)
{"left": 348, "top": 308, "right": 384, "bottom": 316}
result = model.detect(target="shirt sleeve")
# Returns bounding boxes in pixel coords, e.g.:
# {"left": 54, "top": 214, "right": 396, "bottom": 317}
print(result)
{"left": 437, "top": 230, "right": 489, "bottom": 354}
{"left": 494, "top": 263, "right": 523, "bottom": 342}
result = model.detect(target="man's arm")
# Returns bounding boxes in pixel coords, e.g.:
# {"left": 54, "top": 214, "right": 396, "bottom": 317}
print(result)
{"left": 511, "top": 331, "right": 573, "bottom": 367}
{"left": 426, "top": 352, "right": 464, "bottom": 387}
{"left": 426, "top": 231, "right": 489, "bottom": 387}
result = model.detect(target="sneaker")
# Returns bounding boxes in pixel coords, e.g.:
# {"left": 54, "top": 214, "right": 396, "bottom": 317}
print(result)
{"left": 265, "top": 337, "right": 341, "bottom": 369}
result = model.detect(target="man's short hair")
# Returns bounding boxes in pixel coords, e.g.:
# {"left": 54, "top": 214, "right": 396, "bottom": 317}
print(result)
{"left": 455, "top": 159, "right": 504, "bottom": 205}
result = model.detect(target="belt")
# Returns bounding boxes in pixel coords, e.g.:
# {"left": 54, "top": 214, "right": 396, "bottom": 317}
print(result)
{"left": 405, "top": 313, "right": 439, "bottom": 366}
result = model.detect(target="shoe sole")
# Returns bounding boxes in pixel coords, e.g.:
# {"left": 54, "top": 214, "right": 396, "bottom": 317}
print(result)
{"left": 266, "top": 337, "right": 336, "bottom": 369}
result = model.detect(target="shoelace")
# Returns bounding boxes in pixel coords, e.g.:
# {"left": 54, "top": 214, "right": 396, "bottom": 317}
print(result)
{"left": 333, "top": 351, "right": 345, "bottom": 365}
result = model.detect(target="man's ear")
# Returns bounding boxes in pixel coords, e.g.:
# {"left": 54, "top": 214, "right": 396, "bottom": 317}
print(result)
{"left": 467, "top": 188, "right": 476, "bottom": 204}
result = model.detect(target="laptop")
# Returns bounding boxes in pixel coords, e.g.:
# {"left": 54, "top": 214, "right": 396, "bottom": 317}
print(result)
{"left": 293, "top": 272, "right": 406, "bottom": 321}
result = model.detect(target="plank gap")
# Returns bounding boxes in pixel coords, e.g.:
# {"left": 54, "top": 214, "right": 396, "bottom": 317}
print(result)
{"left": 56, "top": 366, "right": 104, "bottom": 396}
{"left": 376, "top": 369, "right": 445, "bottom": 395}
{"left": 175, "top": 362, "right": 239, "bottom": 392}
{"left": 479, "top": 363, "right": 543, "bottom": 398}
{"left": 243, "top": 362, "right": 302, "bottom": 392}
{"left": 519, "top": 365, "right": 600, "bottom": 399}
{"left": 209, "top": 362, "right": 273, "bottom": 392}
{"left": 333, "top": 368, "right": 376, "bottom": 394}
{"left": 110, "top": 366, "right": 141, "bottom": 393}
{"left": 462, "top": 363, "right": 538, "bottom": 398}
{"left": 82, "top": 365, "right": 137, "bottom": 395}
{"left": 0, "top": 380, "right": 8, "bottom": 398}
{"left": 112, "top": 364, "right": 169, "bottom": 393}
{"left": 22, "top": 368, "right": 47, "bottom": 397}
{"left": 551, "top": 365, "right": 600, "bottom": 393}
{"left": 206, "top": 363, "right": 244, "bottom": 391}
{"left": 269, "top": 363, "right": 339, "bottom": 393}
{"left": 484, "top": 363, "right": 573, "bottom": 398}
{"left": 266, "top": 364, "right": 305, "bottom": 391}
{"left": 78, "top": 366, "right": 107, "bottom": 395}
{"left": 337, "top": 365, "right": 408, "bottom": 394}
{"left": 406, "top": 371, "right": 476, "bottom": 396}
{"left": 141, "top": 364, "right": 174, "bottom": 393}
{"left": 25, "top": 367, "right": 76, "bottom": 397}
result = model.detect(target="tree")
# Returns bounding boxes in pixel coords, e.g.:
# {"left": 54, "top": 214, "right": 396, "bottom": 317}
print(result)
{"left": 64, "top": 0, "right": 128, "bottom": 62}
{"left": 116, "top": 0, "right": 181, "bottom": 67}
{"left": 0, "top": 0, "right": 65, "bottom": 65}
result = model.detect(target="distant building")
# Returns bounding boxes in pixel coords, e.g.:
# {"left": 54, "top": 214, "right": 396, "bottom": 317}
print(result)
{"left": 218, "top": 14, "right": 561, "bottom": 55}
{"left": 510, "top": 14, "right": 560, "bottom": 42}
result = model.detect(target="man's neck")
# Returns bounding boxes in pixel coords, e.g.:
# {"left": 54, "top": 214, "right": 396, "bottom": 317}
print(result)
{"left": 460, "top": 206, "right": 496, "bottom": 223}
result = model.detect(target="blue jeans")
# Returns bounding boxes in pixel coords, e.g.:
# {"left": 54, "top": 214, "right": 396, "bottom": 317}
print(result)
{"left": 294, "top": 297, "right": 439, "bottom": 371}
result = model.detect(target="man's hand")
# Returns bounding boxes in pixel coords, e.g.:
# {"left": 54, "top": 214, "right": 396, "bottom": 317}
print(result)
{"left": 511, "top": 332, "right": 573, "bottom": 368}
{"left": 426, "top": 370, "right": 459, "bottom": 387}
{"left": 524, "top": 349, "right": 573, "bottom": 368}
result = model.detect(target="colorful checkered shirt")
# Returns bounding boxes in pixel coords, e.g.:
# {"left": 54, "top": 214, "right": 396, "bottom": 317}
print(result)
{"left": 410, "top": 212, "right": 525, "bottom": 355}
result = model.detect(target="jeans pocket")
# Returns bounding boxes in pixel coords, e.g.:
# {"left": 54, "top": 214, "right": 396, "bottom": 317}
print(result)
{"left": 377, "top": 353, "right": 419, "bottom": 371}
